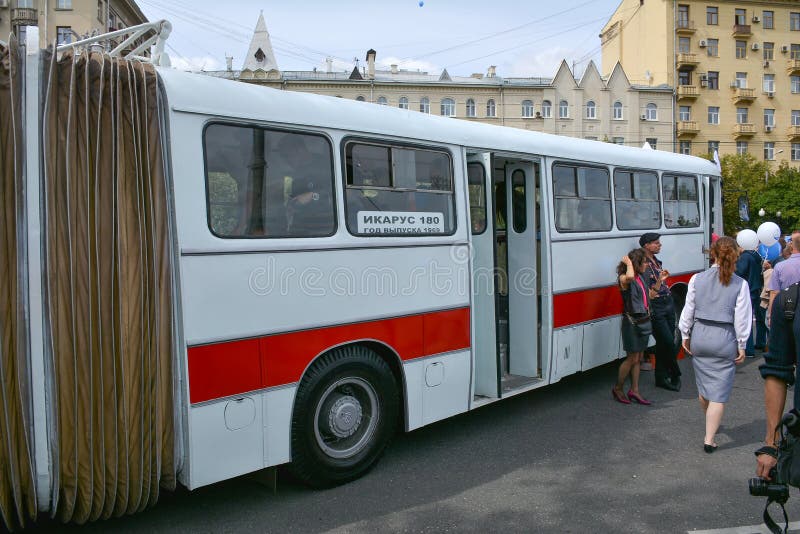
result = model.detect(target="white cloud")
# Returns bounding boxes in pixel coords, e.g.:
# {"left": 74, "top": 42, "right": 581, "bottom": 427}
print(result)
{"left": 377, "top": 56, "right": 441, "bottom": 74}
{"left": 167, "top": 55, "right": 223, "bottom": 72}
{"left": 504, "top": 46, "right": 572, "bottom": 78}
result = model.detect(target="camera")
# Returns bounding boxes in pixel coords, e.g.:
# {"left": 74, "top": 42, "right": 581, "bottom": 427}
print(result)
{"left": 749, "top": 469, "right": 789, "bottom": 502}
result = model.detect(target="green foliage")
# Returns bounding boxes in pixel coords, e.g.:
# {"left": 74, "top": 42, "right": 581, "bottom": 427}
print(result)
{"left": 719, "top": 154, "right": 798, "bottom": 235}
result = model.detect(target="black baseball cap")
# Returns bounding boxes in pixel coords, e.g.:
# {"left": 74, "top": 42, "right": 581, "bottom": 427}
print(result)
{"left": 639, "top": 232, "right": 661, "bottom": 247}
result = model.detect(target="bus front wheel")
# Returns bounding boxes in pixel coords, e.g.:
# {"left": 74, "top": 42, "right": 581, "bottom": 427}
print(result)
{"left": 289, "top": 345, "right": 399, "bottom": 488}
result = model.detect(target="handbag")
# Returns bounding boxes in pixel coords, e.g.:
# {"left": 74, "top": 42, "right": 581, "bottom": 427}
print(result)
{"left": 626, "top": 312, "right": 653, "bottom": 337}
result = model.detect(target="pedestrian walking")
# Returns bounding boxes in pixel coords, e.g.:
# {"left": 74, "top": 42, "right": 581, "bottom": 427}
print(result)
{"left": 679, "top": 236, "right": 751, "bottom": 453}
{"left": 735, "top": 241, "right": 763, "bottom": 357}
{"left": 612, "top": 249, "right": 652, "bottom": 405}
{"left": 640, "top": 232, "right": 681, "bottom": 391}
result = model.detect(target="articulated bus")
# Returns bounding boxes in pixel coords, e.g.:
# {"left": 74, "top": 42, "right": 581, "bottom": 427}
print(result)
{"left": 1, "top": 24, "right": 723, "bottom": 526}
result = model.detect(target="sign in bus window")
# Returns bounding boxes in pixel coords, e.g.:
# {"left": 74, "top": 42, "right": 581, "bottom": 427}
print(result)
{"left": 345, "top": 141, "right": 455, "bottom": 236}
{"left": 553, "top": 163, "right": 612, "bottom": 232}
{"left": 662, "top": 174, "right": 700, "bottom": 228}
{"left": 614, "top": 170, "right": 661, "bottom": 230}
{"left": 467, "top": 162, "right": 487, "bottom": 234}
{"left": 204, "top": 124, "right": 336, "bottom": 238}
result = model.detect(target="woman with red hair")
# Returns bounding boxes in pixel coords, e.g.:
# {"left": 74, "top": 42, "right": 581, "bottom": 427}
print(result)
{"left": 679, "top": 236, "right": 752, "bottom": 452}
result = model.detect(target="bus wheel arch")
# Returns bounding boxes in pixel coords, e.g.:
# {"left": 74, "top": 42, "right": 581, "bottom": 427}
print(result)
{"left": 289, "top": 342, "right": 401, "bottom": 488}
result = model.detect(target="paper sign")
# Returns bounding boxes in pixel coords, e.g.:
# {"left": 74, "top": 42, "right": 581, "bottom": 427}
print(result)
{"left": 357, "top": 211, "right": 445, "bottom": 234}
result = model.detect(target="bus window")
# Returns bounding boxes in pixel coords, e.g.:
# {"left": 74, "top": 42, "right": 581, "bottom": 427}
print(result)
{"left": 511, "top": 168, "right": 526, "bottom": 233}
{"left": 662, "top": 174, "right": 700, "bottom": 228}
{"left": 467, "top": 162, "right": 487, "bottom": 234}
{"left": 203, "top": 124, "right": 335, "bottom": 238}
{"left": 344, "top": 141, "right": 455, "bottom": 236}
{"left": 613, "top": 169, "right": 661, "bottom": 230}
{"left": 553, "top": 163, "right": 612, "bottom": 232}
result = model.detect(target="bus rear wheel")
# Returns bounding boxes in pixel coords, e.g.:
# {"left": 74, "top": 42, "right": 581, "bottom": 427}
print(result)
{"left": 289, "top": 345, "right": 399, "bottom": 488}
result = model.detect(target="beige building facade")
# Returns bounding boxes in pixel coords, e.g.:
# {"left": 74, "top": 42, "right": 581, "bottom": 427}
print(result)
{"left": 601, "top": 0, "right": 800, "bottom": 163}
{"left": 206, "top": 13, "right": 674, "bottom": 151}
{"left": 0, "top": 0, "right": 147, "bottom": 50}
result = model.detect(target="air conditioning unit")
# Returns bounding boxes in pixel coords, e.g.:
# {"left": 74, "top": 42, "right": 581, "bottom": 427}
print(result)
{"left": 698, "top": 40, "right": 707, "bottom": 48}
{"left": 641, "top": 114, "right": 648, "bottom": 120}
{"left": 700, "top": 80, "right": 709, "bottom": 87}
{"left": 752, "top": 43, "right": 760, "bottom": 51}
{"left": 0, "top": 0, "right": 8, "bottom": 7}
{"left": 766, "top": 91, "right": 775, "bottom": 98}
{"left": 535, "top": 111, "right": 542, "bottom": 118}
{"left": 752, "top": 15, "right": 761, "bottom": 23}
{"left": 764, "top": 60, "right": 770, "bottom": 67}
{"left": 782, "top": 45, "right": 790, "bottom": 53}
{"left": 766, "top": 126, "right": 774, "bottom": 132}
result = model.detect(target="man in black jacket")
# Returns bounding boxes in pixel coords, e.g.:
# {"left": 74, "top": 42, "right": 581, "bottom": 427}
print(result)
{"left": 736, "top": 245, "right": 763, "bottom": 357}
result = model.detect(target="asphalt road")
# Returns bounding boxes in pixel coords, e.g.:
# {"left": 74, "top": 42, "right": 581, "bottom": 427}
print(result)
{"left": 32, "top": 355, "right": 794, "bottom": 533}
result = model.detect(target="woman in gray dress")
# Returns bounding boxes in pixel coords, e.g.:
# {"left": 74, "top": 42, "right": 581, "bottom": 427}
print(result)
{"left": 679, "top": 236, "right": 752, "bottom": 453}
{"left": 612, "top": 249, "right": 652, "bottom": 405}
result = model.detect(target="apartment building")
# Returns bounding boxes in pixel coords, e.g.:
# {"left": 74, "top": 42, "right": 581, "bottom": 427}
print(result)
{"left": 204, "top": 13, "right": 674, "bottom": 150}
{"left": 601, "top": 0, "right": 800, "bottom": 163}
{"left": 0, "top": 0, "right": 147, "bottom": 50}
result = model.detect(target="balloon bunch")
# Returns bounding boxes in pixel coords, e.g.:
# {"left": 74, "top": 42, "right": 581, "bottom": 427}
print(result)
{"left": 736, "top": 222, "right": 782, "bottom": 260}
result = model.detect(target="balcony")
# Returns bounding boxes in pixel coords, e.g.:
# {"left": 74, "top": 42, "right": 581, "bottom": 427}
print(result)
{"left": 787, "top": 125, "right": 800, "bottom": 139}
{"left": 731, "top": 87, "right": 756, "bottom": 103}
{"left": 11, "top": 8, "right": 38, "bottom": 27}
{"left": 676, "top": 53, "right": 700, "bottom": 70}
{"left": 677, "top": 85, "right": 699, "bottom": 99}
{"left": 732, "top": 24, "right": 752, "bottom": 38}
{"left": 732, "top": 123, "right": 756, "bottom": 137}
{"left": 677, "top": 121, "right": 699, "bottom": 136}
{"left": 787, "top": 59, "right": 800, "bottom": 75}
{"left": 676, "top": 19, "right": 696, "bottom": 34}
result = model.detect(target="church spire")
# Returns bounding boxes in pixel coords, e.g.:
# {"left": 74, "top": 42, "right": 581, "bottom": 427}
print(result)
{"left": 242, "top": 12, "right": 279, "bottom": 72}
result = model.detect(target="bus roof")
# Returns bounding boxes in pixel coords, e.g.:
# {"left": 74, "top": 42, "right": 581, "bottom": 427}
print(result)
{"left": 158, "top": 68, "right": 719, "bottom": 177}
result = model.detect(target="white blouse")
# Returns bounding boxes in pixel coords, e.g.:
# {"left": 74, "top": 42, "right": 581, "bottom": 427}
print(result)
{"left": 678, "top": 265, "right": 753, "bottom": 350}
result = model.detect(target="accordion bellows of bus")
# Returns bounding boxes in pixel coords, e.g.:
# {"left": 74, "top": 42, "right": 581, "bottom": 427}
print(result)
{"left": 0, "top": 22, "right": 722, "bottom": 529}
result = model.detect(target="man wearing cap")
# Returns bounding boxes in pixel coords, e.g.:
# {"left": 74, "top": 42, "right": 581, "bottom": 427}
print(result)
{"left": 640, "top": 232, "right": 681, "bottom": 391}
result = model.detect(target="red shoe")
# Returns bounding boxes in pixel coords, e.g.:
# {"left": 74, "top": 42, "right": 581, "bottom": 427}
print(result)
{"left": 627, "top": 390, "right": 652, "bottom": 405}
{"left": 612, "top": 388, "right": 631, "bottom": 404}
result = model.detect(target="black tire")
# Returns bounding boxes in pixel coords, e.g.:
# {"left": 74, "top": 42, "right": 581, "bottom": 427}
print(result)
{"left": 289, "top": 345, "right": 399, "bottom": 488}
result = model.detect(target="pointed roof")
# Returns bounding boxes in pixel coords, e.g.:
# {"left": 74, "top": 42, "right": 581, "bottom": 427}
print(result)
{"left": 349, "top": 66, "right": 363, "bottom": 80}
{"left": 242, "top": 12, "right": 279, "bottom": 72}
{"left": 606, "top": 61, "right": 631, "bottom": 90}
{"left": 578, "top": 60, "right": 604, "bottom": 89}
{"left": 552, "top": 60, "right": 578, "bottom": 88}
{"left": 439, "top": 68, "right": 451, "bottom": 81}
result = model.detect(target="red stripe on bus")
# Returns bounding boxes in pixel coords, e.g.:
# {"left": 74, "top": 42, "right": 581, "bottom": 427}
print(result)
{"left": 187, "top": 307, "right": 471, "bottom": 404}
{"left": 552, "top": 272, "right": 696, "bottom": 329}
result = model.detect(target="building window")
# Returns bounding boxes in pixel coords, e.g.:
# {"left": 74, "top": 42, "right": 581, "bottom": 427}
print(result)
{"left": 679, "top": 141, "right": 692, "bottom": 155}
{"left": 737, "top": 107, "right": 749, "bottom": 124}
{"left": 707, "top": 71, "right": 719, "bottom": 89}
{"left": 707, "top": 6, "right": 718, "bottom": 25}
{"left": 486, "top": 99, "right": 496, "bottom": 117}
{"left": 586, "top": 100, "right": 596, "bottom": 119}
{"left": 613, "top": 137, "right": 625, "bottom": 145}
{"left": 97, "top": 0, "right": 105, "bottom": 22}
{"left": 765, "top": 109, "right": 775, "bottom": 128}
{"left": 662, "top": 174, "right": 700, "bottom": 227}
{"left": 344, "top": 141, "right": 455, "bottom": 236}
{"left": 57, "top": 0, "right": 72, "bottom": 8}
{"left": 678, "top": 5, "right": 690, "bottom": 27}
{"left": 793, "top": 44, "right": 800, "bottom": 60}
{"left": 708, "top": 106, "right": 719, "bottom": 124}
{"left": 792, "top": 143, "right": 800, "bottom": 161}
{"left": 764, "top": 10, "right": 774, "bottom": 29}
{"left": 678, "top": 37, "right": 691, "bottom": 54}
{"left": 612, "top": 101, "right": 623, "bottom": 119}
{"left": 792, "top": 76, "right": 800, "bottom": 94}
{"left": 646, "top": 138, "right": 657, "bottom": 150}
{"left": 736, "top": 72, "right": 747, "bottom": 88}
{"left": 736, "top": 40, "right": 747, "bottom": 59}
{"left": 522, "top": 99, "right": 535, "bottom": 118}
{"left": 792, "top": 13, "right": 800, "bottom": 31}
{"left": 679, "top": 105, "right": 691, "bottom": 121}
{"left": 398, "top": 96, "right": 409, "bottom": 110}
{"left": 204, "top": 125, "right": 336, "bottom": 238}
{"left": 765, "top": 142, "right": 776, "bottom": 160}
{"left": 559, "top": 100, "right": 569, "bottom": 118}
{"left": 678, "top": 71, "right": 691, "bottom": 85}
{"left": 56, "top": 27, "right": 73, "bottom": 45}
{"left": 552, "top": 164, "right": 612, "bottom": 232}
{"left": 707, "top": 39, "right": 719, "bottom": 57}
{"left": 440, "top": 98, "right": 455, "bottom": 117}
{"left": 376, "top": 96, "right": 388, "bottom": 105}
{"left": 708, "top": 141, "right": 719, "bottom": 154}
{"left": 645, "top": 103, "right": 657, "bottom": 121}
{"left": 763, "top": 74, "right": 775, "bottom": 94}
{"left": 542, "top": 100, "right": 552, "bottom": 118}
{"left": 737, "top": 141, "right": 748, "bottom": 155}
{"left": 420, "top": 97, "right": 430, "bottom": 113}
{"left": 764, "top": 42, "right": 774, "bottom": 61}
{"left": 793, "top": 110, "right": 800, "bottom": 126}
{"left": 735, "top": 8, "right": 746, "bottom": 26}
{"left": 613, "top": 169, "right": 661, "bottom": 230}
{"left": 356, "top": 96, "right": 366, "bottom": 102}
{"left": 466, "top": 98, "right": 476, "bottom": 117}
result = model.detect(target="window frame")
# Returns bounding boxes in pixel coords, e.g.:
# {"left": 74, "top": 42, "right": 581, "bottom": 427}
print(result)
{"left": 56, "top": 0, "right": 72, "bottom": 8}
{"left": 613, "top": 168, "right": 662, "bottom": 231}
{"left": 736, "top": 140, "right": 749, "bottom": 155}
{"left": 735, "top": 40, "right": 747, "bottom": 59}
{"left": 764, "top": 108, "right": 775, "bottom": 127}
{"left": 764, "top": 42, "right": 774, "bottom": 61}
{"left": 679, "top": 140, "right": 692, "bottom": 155}
{"left": 645, "top": 103, "right": 657, "bottom": 121}
{"left": 707, "top": 38, "right": 719, "bottom": 57}
{"left": 708, "top": 106, "right": 719, "bottom": 125}
{"left": 612, "top": 101, "right": 623, "bottom": 120}
{"left": 662, "top": 173, "right": 701, "bottom": 228}
{"left": 467, "top": 162, "right": 487, "bottom": 235}
{"left": 792, "top": 143, "right": 800, "bottom": 161}
{"left": 376, "top": 96, "right": 388, "bottom": 106}
{"left": 735, "top": 8, "right": 746, "bottom": 26}
{"left": 707, "top": 70, "right": 719, "bottom": 89}
{"left": 202, "top": 122, "right": 338, "bottom": 240}
{"left": 541, "top": 100, "right": 552, "bottom": 118}
{"left": 707, "top": 6, "right": 718, "bottom": 25}
{"left": 521, "top": 99, "right": 535, "bottom": 118}
{"left": 56, "top": 26, "right": 73, "bottom": 45}
{"left": 398, "top": 96, "right": 409, "bottom": 110}
{"left": 559, "top": 100, "right": 569, "bottom": 119}
{"left": 763, "top": 10, "right": 774, "bottom": 29}
{"left": 551, "top": 162, "right": 613, "bottom": 233}
{"left": 420, "top": 96, "right": 430, "bottom": 113}
{"left": 440, "top": 97, "right": 456, "bottom": 117}
{"left": 792, "top": 12, "right": 800, "bottom": 31}
{"left": 586, "top": 100, "right": 597, "bottom": 119}
{"left": 465, "top": 98, "right": 476, "bottom": 118}
{"left": 486, "top": 99, "right": 496, "bottom": 117}
{"left": 764, "top": 142, "right": 776, "bottom": 160}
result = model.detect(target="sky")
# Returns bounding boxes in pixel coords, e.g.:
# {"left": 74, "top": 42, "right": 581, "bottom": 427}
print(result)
{"left": 137, "top": 0, "right": 626, "bottom": 79}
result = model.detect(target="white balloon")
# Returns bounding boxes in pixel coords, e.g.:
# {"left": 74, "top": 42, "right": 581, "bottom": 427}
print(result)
{"left": 736, "top": 229, "right": 759, "bottom": 251}
{"left": 757, "top": 221, "right": 781, "bottom": 247}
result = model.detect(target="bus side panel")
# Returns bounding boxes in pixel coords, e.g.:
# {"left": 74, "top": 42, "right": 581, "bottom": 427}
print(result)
{"left": 404, "top": 349, "right": 471, "bottom": 430}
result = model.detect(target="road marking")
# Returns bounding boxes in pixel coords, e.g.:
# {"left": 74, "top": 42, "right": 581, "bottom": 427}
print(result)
{"left": 690, "top": 520, "right": 800, "bottom": 534}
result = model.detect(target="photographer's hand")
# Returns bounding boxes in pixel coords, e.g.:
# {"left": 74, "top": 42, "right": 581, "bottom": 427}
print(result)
{"left": 756, "top": 452, "right": 778, "bottom": 480}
